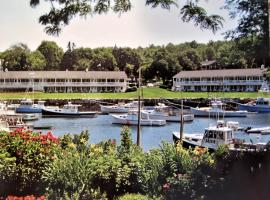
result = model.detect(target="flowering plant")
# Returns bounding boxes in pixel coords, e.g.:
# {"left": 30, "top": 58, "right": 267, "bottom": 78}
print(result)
{"left": 0, "top": 128, "right": 59, "bottom": 197}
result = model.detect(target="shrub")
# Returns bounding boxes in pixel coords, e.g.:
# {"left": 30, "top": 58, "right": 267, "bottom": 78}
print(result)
{"left": 125, "top": 86, "right": 137, "bottom": 92}
{"left": 118, "top": 193, "right": 154, "bottom": 200}
{"left": 0, "top": 129, "right": 59, "bottom": 197}
{"left": 159, "top": 85, "right": 169, "bottom": 89}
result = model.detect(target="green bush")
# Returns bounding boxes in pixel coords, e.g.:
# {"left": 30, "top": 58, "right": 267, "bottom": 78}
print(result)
{"left": 126, "top": 86, "right": 137, "bottom": 92}
{"left": 159, "top": 85, "right": 169, "bottom": 89}
{"left": 118, "top": 193, "right": 154, "bottom": 200}
{"left": 0, "top": 129, "right": 59, "bottom": 196}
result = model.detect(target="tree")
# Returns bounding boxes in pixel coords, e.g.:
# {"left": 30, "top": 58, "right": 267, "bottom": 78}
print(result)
{"left": 37, "top": 41, "right": 64, "bottom": 70}
{"left": 224, "top": 0, "right": 270, "bottom": 66}
{"left": 90, "top": 48, "right": 117, "bottom": 71}
{"left": 27, "top": 50, "right": 46, "bottom": 70}
{"left": 112, "top": 47, "right": 142, "bottom": 76}
{"left": 1, "top": 43, "right": 31, "bottom": 71}
{"left": 29, "top": 0, "right": 223, "bottom": 35}
{"left": 60, "top": 48, "right": 93, "bottom": 71}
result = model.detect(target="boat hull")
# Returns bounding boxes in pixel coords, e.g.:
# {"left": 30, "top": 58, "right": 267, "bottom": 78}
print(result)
{"left": 42, "top": 109, "right": 96, "bottom": 117}
{"left": 239, "top": 104, "right": 270, "bottom": 113}
{"left": 100, "top": 105, "right": 129, "bottom": 113}
{"left": 111, "top": 114, "right": 166, "bottom": 126}
{"left": 16, "top": 107, "right": 42, "bottom": 113}
{"left": 191, "top": 107, "right": 247, "bottom": 117}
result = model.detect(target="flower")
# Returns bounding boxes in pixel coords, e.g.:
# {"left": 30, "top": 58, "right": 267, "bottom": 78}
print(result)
{"left": 163, "top": 183, "right": 170, "bottom": 191}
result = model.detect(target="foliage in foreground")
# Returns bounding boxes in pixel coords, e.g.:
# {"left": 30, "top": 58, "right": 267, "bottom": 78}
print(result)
{"left": 2, "top": 127, "right": 262, "bottom": 199}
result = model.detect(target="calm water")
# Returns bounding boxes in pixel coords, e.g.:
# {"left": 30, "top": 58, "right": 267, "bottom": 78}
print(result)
{"left": 32, "top": 113, "right": 270, "bottom": 151}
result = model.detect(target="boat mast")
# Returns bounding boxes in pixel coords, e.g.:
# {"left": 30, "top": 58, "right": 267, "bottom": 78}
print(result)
{"left": 137, "top": 67, "right": 142, "bottom": 146}
{"left": 179, "top": 98, "right": 184, "bottom": 142}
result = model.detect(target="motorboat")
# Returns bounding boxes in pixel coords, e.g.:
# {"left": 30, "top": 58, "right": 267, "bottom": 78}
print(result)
{"left": 245, "top": 127, "right": 270, "bottom": 135}
{"left": 191, "top": 100, "right": 247, "bottom": 117}
{"left": 22, "top": 113, "right": 39, "bottom": 121}
{"left": 0, "top": 102, "right": 15, "bottom": 115}
{"left": 238, "top": 98, "right": 270, "bottom": 113}
{"left": 16, "top": 99, "right": 45, "bottom": 113}
{"left": 42, "top": 102, "right": 96, "bottom": 117}
{"left": 1, "top": 114, "right": 33, "bottom": 131}
{"left": 172, "top": 120, "right": 269, "bottom": 152}
{"left": 100, "top": 101, "right": 140, "bottom": 113}
{"left": 142, "top": 104, "right": 194, "bottom": 122}
{"left": 111, "top": 110, "right": 166, "bottom": 126}
{"left": 0, "top": 119, "right": 10, "bottom": 132}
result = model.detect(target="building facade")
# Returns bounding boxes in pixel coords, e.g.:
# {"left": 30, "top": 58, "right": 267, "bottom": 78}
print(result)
{"left": 0, "top": 71, "right": 128, "bottom": 93}
{"left": 172, "top": 68, "right": 266, "bottom": 92}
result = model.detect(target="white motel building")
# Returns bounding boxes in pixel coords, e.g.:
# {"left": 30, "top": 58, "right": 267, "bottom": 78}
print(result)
{"left": 172, "top": 68, "right": 267, "bottom": 92}
{"left": 0, "top": 71, "right": 128, "bottom": 93}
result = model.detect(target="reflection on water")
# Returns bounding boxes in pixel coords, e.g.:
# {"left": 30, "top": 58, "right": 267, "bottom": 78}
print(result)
{"left": 33, "top": 113, "right": 270, "bottom": 151}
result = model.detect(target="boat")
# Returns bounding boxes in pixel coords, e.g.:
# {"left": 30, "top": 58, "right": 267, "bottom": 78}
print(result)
{"left": 111, "top": 110, "right": 166, "bottom": 126}
{"left": 100, "top": 101, "right": 140, "bottom": 113}
{"left": 173, "top": 120, "right": 270, "bottom": 152}
{"left": 15, "top": 99, "right": 45, "bottom": 113}
{"left": 191, "top": 100, "right": 247, "bottom": 117}
{"left": 33, "top": 125, "right": 53, "bottom": 130}
{"left": 22, "top": 113, "right": 39, "bottom": 121}
{"left": 42, "top": 102, "right": 96, "bottom": 117}
{"left": 245, "top": 127, "right": 270, "bottom": 135}
{"left": 142, "top": 103, "right": 194, "bottom": 122}
{"left": 0, "top": 119, "right": 10, "bottom": 132}
{"left": 238, "top": 98, "right": 270, "bottom": 113}
{"left": 1, "top": 114, "right": 33, "bottom": 131}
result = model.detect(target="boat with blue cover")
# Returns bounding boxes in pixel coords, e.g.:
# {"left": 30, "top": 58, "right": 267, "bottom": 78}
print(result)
{"left": 238, "top": 98, "right": 270, "bottom": 113}
{"left": 15, "top": 99, "right": 45, "bottom": 113}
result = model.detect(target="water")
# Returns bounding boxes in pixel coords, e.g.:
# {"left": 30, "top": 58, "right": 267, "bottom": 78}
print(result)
{"left": 31, "top": 113, "right": 270, "bottom": 151}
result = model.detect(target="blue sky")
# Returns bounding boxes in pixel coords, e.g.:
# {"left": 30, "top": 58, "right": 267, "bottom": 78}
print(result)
{"left": 0, "top": 0, "right": 237, "bottom": 51}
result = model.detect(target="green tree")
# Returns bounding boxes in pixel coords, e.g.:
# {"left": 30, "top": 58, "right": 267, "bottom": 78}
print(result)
{"left": 224, "top": 0, "right": 270, "bottom": 66}
{"left": 37, "top": 41, "right": 64, "bottom": 70}
{"left": 1, "top": 43, "right": 31, "bottom": 71}
{"left": 29, "top": 0, "right": 223, "bottom": 35}
{"left": 27, "top": 50, "right": 46, "bottom": 70}
{"left": 60, "top": 48, "right": 93, "bottom": 71}
{"left": 112, "top": 47, "right": 142, "bottom": 76}
{"left": 90, "top": 48, "right": 116, "bottom": 71}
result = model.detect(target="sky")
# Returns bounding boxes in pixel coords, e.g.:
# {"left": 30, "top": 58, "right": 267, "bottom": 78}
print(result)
{"left": 0, "top": 0, "right": 237, "bottom": 52}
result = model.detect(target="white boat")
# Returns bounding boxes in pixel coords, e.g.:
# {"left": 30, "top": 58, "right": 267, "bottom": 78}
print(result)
{"left": 22, "top": 113, "right": 39, "bottom": 121}
{"left": 100, "top": 101, "right": 140, "bottom": 113}
{"left": 173, "top": 121, "right": 269, "bottom": 152}
{"left": 42, "top": 102, "right": 96, "bottom": 117}
{"left": 238, "top": 98, "right": 270, "bottom": 113}
{"left": 0, "top": 119, "right": 10, "bottom": 132}
{"left": 245, "top": 127, "right": 270, "bottom": 135}
{"left": 111, "top": 110, "right": 166, "bottom": 126}
{"left": 0, "top": 102, "right": 16, "bottom": 115}
{"left": 141, "top": 104, "right": 194, "bottom": 122}
{"left": 191, "top": 100, "right": 247, "bottom": 117}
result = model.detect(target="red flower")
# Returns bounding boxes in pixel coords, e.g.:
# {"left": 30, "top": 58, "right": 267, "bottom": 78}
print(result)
{"left": 163, "top": 183, "right": 170, "bottom": 191}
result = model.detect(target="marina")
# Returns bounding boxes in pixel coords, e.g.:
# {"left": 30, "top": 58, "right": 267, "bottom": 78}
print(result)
{"left": 29, "top": 111, "right": 270, "bottom": 151}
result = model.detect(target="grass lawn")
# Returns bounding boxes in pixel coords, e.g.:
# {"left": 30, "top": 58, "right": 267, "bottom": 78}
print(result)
{"left": 0, "top": 87, "right": 269, "bottom": 100}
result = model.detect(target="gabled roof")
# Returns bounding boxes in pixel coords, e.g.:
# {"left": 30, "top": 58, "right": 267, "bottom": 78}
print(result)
{"left": 0, "top": 71, "right": 127, "bottom": 79}
{"left": 173, "top": 68, "right": 266, "bottom": 78}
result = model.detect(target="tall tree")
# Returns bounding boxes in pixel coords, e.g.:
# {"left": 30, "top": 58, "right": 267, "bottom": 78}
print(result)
{"left": 37, "top": 41, "right": 64, "bottom": 70}
{"left": 27, "top": 50, "right": 46, "bottom": 70}
{"left": 224, "top": 0, "right": 270, "bottom": 66}
{"left": 1, "top": 43, "right": 31, "bottom": 71}
{"left": 29, "top": 0, "right": 223, "bottom": 35}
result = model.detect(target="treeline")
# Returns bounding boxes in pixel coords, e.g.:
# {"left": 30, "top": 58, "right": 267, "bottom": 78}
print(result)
{"left": 0, "top": 38, "right": 266, "bottom": 84}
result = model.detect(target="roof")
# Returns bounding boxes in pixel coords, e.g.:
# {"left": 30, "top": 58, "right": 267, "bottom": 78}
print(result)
{"left": 173, "top": 68, "right": 266, "bottom": 78}
{"left": 0, "top": 71, "right": 127, "bottom": 79}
